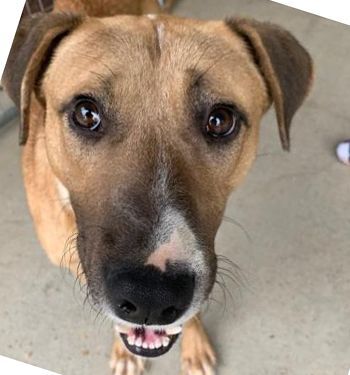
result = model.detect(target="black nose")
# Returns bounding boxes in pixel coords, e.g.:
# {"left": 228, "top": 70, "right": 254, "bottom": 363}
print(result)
{"left": 105, "top": 265, "right": 195, "bottom": 325}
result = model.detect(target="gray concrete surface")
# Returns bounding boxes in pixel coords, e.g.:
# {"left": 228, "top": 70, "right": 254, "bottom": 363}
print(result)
{"left": 1, "top": 0, "right": 350, "bottom": 374}
{"left": 0, "top": 88, "right": 18, "bottom": 128}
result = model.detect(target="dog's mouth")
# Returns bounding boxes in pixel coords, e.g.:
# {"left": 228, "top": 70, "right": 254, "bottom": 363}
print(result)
{"left": 116, "top": 324, "right": 182, "bottom": 358}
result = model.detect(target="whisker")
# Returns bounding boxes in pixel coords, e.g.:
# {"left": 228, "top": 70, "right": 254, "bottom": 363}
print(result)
{"left": 222, "top": 216, "right": 252, "bottom": 242}
{"left": 214, "top": 277, "right": 228, "bottom": 314}
{"left": 208, "top": 252, "right": 251, "bottom": 317}
{"left": 256, "top": 152, "right": 277, "bottom": 158}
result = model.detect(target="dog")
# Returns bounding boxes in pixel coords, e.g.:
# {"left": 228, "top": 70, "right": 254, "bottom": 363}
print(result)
{"left": 2, "top": 0, "right": 313, "bottom": 374}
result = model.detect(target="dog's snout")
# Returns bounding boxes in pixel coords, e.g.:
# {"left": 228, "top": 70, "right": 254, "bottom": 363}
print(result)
{"left": 106, "top": 266, "right": 195, "bottom": 325}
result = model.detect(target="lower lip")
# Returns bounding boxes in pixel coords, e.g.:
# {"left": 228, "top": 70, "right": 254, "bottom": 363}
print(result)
{"left": 120, "top": 333, "right": 180, "bottom": 358}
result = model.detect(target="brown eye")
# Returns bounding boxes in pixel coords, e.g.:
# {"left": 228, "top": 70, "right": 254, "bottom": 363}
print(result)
{"left": 206, "top": 107, "right": 240, "bottom": 138}
{"left": 72, "top": 100, "right": 101, "bottom": 131}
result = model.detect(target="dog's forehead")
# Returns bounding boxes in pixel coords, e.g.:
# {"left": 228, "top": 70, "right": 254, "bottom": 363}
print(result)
{"left": 49, "top": 16, "right": 245, "bottom": 77}
{"left": 44, "top": 15, "right": 268, "bottom": 120}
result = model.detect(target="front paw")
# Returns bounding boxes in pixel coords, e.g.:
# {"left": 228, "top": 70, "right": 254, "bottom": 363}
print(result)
{"left": 181, "top": 360, "right": 215, "bottom": 375}
{"left": 181, "top": 316, "right": 216, "bottom": 375}
{"left": 110, "top": 338, "right": 145, "bottom": 375}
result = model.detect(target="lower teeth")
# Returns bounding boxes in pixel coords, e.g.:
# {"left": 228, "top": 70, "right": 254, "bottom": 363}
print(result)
{"left": 154, "top": 339, "right": 162, "bottom": 349}
{"left": 118, "top": 325, "right": 182, "bottom": 351}
{"left": 128, "top": 337, "right": 170, "bottom": 350}
{"left": 125, "top": 333, "right": 174, "bottom": 350}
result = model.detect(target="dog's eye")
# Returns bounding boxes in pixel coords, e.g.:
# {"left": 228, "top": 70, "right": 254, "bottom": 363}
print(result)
{"left": 205, "top": 107, "right": 241, "bottom": 139}
{"left": 72, "top": 100, "right": 101, "bottom": 131}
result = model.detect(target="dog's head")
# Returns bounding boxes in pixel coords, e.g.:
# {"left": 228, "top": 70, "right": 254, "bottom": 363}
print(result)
{"left": 3, "top": 13, "right": 312, "bottom": 357}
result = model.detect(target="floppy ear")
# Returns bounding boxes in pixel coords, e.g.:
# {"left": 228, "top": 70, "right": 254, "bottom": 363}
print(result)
{"left": 226, "top": 18, "right": 313, "bottom": 151}
{"left": 1, "top": 12, "right": 83, "bottom": 145}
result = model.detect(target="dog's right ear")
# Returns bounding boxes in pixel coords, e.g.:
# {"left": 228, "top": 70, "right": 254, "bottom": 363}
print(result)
{"left": 226, "top": 18, "right": 313, "bottom": 151}
{"left": 1, "top": 13, "right": 83, "bottom": 145}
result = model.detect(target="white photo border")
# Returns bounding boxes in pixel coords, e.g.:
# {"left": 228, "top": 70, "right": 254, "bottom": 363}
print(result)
{"left": 0, "top": 0, "right": 349, "bottom": 373}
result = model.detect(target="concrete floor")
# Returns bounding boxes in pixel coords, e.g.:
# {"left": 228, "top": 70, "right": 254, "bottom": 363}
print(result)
{"left": 1, "top": 0, "right": 350, "bottom": 374}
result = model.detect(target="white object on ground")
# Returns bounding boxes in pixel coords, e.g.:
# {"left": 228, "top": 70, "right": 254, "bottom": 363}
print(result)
{"left": 336, "top": 141, "right": 350, "bottom": 165}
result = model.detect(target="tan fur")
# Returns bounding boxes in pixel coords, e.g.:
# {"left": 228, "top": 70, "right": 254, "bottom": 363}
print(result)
{"left": 110, "top": 336, "right": 146, "bottom": 375}
{"left": 181, "top": 316, "right": 216, "bottom": 375}
{"left": 2, "top": 1, "right": 313, "bottom": 374}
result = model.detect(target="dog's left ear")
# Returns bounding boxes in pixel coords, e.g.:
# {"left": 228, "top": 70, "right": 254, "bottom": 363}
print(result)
{"left": 226, "top": 18, "right": 314, "bottom": 151}
{"left": 1, "top": 13, "right": 83, "bottom": 145}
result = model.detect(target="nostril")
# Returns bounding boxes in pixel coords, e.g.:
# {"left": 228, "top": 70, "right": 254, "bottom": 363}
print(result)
{"left": 161, "top": 306, "right": 179, "bottom": 322}
{"left": 118, "top": 300, "right": 137, "bottom": 315}
{"left": 106, "top": 266, "right": 195, "bottom": 325}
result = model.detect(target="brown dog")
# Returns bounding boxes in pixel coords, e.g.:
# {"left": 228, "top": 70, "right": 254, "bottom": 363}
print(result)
{"left": 2, "top": 0, "right": 313, "bottom": 374}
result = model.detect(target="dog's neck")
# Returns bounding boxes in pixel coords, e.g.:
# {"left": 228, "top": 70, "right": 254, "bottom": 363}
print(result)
{"left": 54, "top": 0, "right": 168, "bottom": 17}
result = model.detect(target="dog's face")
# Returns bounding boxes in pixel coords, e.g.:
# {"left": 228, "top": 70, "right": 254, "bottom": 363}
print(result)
{"left": 3, "top": 14, "right": 312, "bottom": 357}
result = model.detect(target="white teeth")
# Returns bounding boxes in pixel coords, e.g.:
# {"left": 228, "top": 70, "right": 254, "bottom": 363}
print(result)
{"left": 123, "top": 327, "right": 175, "bottom": 351}
{"left": 135, "top": 337, "right": 143, "bottom": 347}
{"left": 162, "top": 337, "right": 170, "bottom": 347}
{"left": 165, "top": 326, "right": 182, "bottom": 335}
{"left": 155, "top": 339, "right": 162, "bottom": 349}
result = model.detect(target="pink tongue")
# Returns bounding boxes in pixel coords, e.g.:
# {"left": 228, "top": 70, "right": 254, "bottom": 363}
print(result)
{"left": 128, "top": 328, "right": 166, "bottom": 346}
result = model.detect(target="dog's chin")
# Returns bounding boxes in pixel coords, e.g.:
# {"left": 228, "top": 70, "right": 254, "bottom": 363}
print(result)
{"left": 115, "top": 324, "right": 182, "bottom": 358}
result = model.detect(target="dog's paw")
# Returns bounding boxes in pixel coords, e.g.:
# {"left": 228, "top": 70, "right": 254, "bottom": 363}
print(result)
{"left": 110, "top": 338, "right": 145, "bottom": 375}
{"left": 180, "top": 316, "right": 216, "bottom": 375}
{"left": 181, "top": 359, "right": 215, "bottom": 375}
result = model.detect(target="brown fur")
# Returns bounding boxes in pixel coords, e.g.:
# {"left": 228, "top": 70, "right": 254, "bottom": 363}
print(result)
{"left": 1, "top": 1, "right": 313, "bottom": 374}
